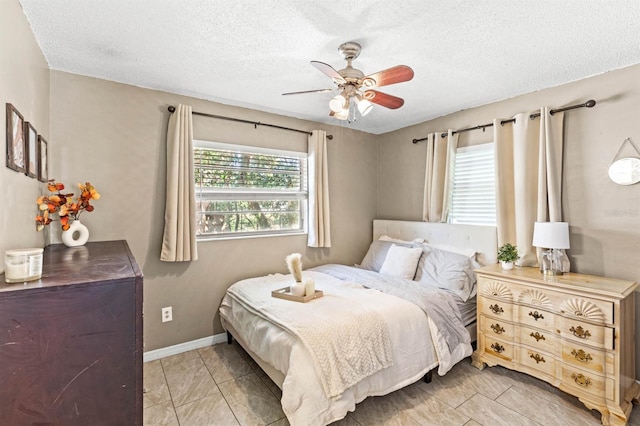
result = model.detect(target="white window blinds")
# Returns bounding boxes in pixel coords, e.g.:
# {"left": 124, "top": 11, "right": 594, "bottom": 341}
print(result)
{"left": 449, "top": 143, "right": 496, "bottom": 226}
{"left": 193, "top": 141, "right": 308, "bottom": 239}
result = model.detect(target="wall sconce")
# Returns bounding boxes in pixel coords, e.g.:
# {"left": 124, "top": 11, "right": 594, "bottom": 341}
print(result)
{"left": 532, "top": 222, "right": 570, "bottom": 276}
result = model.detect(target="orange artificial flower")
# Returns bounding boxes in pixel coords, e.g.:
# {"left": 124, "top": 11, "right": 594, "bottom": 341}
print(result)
{"left": 35, "top": 179, "right": 100, "bottom": 231}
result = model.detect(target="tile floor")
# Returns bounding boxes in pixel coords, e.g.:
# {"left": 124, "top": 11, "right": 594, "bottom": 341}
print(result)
{"left": 144, "top": 341, "right": 640, "bottom": 426}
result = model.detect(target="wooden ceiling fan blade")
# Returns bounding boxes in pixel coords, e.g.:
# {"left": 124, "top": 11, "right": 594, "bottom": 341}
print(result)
{"left": 363, "top": 90, "right": 405, "bottom": 109}
{"left": 310, "top": 61, "right": 346, "bottom": 84}
{"left": 282, "top": 88, "right": 336, "bottom": 96}
{"left": 362, "top": 65, "right": 414, "bottom": 88}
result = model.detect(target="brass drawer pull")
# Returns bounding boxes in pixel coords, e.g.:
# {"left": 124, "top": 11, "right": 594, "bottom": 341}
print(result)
{"left": 571, "top": 349, "right": 593, "bottom": 363}
{"left": 569, "top": 325, "right": 591, "bottom": 339}
{"left": 490, "top": 342, "right": 505, "bottom": 353}
{"left": 491, "top": 323, "right": 505, "bottom": 334}
{"left": 529, "top": 311, "right": 544, "bottom": 321}
{"left": 530, "top": 353, "right": 545, "bottom": 364}
{"left": 571, "top": 373, "right": 592, "bottom": 387}
{"left": 530, "top": 331, "right": 546, "bottom": 342}
{"left": 489, "top": 304, "right": 504, "bottom": 315}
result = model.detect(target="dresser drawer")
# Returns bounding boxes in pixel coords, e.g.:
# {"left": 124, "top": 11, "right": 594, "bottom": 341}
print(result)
{"left": 478, "top": 277, "right": 514, "bottom": 301}
{"left": 518, "top": 325, "right": 556, "bottom": 353}
{"left": 480, "top": 315, "right": 514, "bottom": 340}
{"left": 559, "top": 318, "right": 613, "bottom": 350}
{"left": 561, "top": 341, "right": 607, "bottom": 375}
{"left": 519, "top": 347, "right": 555, "bottom": 377}
{"left": 518, "top": 307, "right": 555, "bottom": 330}
{"left": 484, "top": 338, "right": 513, "bottom": 361}
{"left": 558, "top": 297, "right": 614, "bottom": 325}
{"left": 561, "top": 366, "right": 612, "bottom": 401}
{"left": 479, "top": 297, "right": 513, "bottom": 321}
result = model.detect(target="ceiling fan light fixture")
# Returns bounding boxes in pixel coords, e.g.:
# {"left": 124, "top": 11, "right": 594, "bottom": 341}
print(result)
{"left": 334, "top": 108, "right": 349, "bottom": 120}
{"left": 329, "top": 94, "right": 347, "bottom": 113}
{"left": 356, "top": 97, "right": 373, "bottom": 116}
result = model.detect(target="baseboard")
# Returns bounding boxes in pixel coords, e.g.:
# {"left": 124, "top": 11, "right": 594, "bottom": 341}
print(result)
{"left": 143, "top": 333, "right": 227, "bottom": 363}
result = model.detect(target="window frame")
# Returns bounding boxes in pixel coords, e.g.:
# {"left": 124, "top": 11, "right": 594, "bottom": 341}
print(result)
{"left": 193, "top": 140, "right": 308, "bottom": 241}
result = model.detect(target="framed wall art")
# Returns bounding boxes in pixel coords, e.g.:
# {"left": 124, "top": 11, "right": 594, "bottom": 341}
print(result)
{"left": 37, "top": 135, "right": 48, "bottom": 182}
{"left": 25, "top": 122, "right": 38, "bottom": 178}
{"left": 6, "top": 103, "right": 26, "bottom": 173}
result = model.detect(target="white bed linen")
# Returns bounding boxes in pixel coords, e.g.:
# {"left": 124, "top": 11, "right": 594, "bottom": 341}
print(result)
{"left": 219, "top": 272, "right": 438, "bottom": 426}
{"left": 458, "top": 296, "right": 477, "bottom": 327}
{"left": 225, "top": 272, "right": 394, "bottom": 399}
{"left": 314, "top": 264, "right": 472, "bottom": 375}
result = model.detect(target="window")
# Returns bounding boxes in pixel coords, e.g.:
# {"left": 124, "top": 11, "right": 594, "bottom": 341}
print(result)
{"left": 448, "top": 143, "right": 496, "bottom": 226}
{"left": 193, "top": 141, "right": 307, "bottom": 239}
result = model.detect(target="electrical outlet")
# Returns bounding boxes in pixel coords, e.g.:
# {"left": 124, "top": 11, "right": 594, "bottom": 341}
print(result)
{"left": 161, "top": 306, "right": 172, "bottom": 323}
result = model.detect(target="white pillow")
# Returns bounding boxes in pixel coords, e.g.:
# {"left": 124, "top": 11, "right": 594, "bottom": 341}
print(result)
{"left": 379, "top": 244, "right": 423, "bottom": 280}
{"left": 413, "top": 244, "right": 478, "bottom": 301}
{"left": 358, "top": 240, "right": 413, "bottom": 272}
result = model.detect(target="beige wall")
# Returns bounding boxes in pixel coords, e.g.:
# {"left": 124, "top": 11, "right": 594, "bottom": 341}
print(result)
{"left": 49, "top": 71, "right": 378, "bottom": 350}
{"left": 0, "top": 0, "right": 50, "bottom": 259}
{"left": 5, "top": 0, "right": 640, "bottom": 377}
{"left": 377, "top": 63, "right": 640, "bottom": 377}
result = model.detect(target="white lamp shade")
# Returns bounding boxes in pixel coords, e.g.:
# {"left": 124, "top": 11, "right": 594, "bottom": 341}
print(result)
{"left": 334, "top": 108, "right": 348, "bottom": 120}
{"left": 329, "top": 94, "right": 347, "bottom": 113}
{"left": 532, "top": 222, "right": 570, "bottom": 249}
{"left": 357, "top": 98, "right": 373, "bottom": 116}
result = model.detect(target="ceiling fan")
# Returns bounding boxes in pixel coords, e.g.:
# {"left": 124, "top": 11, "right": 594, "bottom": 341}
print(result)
{"left": 282, "top": 41, "right": 414, "bottom": 121}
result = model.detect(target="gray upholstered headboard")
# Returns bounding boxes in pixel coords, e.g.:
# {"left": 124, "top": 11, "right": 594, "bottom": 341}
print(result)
{"left": 373, "top": 220, "right": 498, "bottom": 266}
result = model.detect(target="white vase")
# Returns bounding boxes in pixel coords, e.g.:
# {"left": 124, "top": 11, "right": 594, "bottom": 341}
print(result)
{"left": 62, "top": 220, "right": 90, "bottom": 247}
{"left": 501, "top": 261, "right": 514, "bottom": 270}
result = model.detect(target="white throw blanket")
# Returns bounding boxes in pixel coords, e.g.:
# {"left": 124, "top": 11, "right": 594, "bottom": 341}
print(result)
{"left": 313, "top": 264, "right": 473, "bottom": 375}
{"left": 225, "top": 271, "right": 393, "bottom": 399}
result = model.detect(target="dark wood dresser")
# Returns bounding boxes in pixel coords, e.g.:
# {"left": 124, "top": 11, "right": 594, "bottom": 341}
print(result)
{"left": 0, "top": 240, "right": 143, "bottom": 425}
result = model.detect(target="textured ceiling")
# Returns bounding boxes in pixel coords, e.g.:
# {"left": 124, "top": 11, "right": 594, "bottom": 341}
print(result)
{"left": 18, "top": 0, "right": 640, "bottom": 135}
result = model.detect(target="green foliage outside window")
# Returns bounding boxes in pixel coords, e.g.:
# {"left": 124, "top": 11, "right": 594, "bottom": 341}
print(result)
{"left": 194, "top": 145, "right": 306, "bottom": 237}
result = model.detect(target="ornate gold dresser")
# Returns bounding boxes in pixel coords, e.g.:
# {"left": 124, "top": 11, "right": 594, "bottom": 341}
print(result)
{"left": 472, "top": 265, "right": 639, "bottom": 425}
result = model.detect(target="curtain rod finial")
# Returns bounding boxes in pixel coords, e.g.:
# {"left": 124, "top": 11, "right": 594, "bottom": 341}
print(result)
{"left": 168, "top": 106, "right": 176, "bottom": 113}
{"left": 585, "top": 99, "right": 596, "bottom": 108}
{"left": 412, "top": 139, "right": 418, "bottom": 144}
{"left": 327, "top": 135, "right": 333, "bottom": 140}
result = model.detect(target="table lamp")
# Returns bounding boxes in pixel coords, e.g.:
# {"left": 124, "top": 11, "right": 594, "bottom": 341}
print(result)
{"left": 532, "top": 222, "right": 570, "bottom": 276}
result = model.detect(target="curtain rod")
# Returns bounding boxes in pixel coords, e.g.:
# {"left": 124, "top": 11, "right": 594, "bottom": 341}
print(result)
{"left": 168, "top": 106, "right": 333, "bottom": 140}
{"left": 411, "top": 99, "right": 596, "bottom": 144}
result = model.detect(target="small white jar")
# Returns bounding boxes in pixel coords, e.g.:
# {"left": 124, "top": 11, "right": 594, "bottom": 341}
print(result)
{"left": 304, "top": 279, "right": 315, "bottom": 297}
{"left": 290, "top": 281, "right": 305, "bottom": 297}
{"left": 4, "top": 248, "right": 44, "bottom": 283}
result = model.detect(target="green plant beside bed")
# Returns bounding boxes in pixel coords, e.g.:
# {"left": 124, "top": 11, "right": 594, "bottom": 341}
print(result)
{"left": 497, "top": 243, "right": 519, "bottom": 263}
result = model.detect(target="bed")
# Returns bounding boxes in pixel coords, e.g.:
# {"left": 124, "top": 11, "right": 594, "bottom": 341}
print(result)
{"left": 219, "top": 220, "right": 497, "bottom": 426}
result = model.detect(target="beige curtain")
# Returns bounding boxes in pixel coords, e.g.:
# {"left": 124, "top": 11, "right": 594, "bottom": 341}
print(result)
{"left": 494, "top": 107, "right": 567, "bottom": 269}
{"left": 160, "top": 104, "right": 198, "bottom": 261}
{"left": 422, "top": 130, "right": 458, "bottom": 222}
{"left": 308, "top": 130, "right": 331, "bottom": 247}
